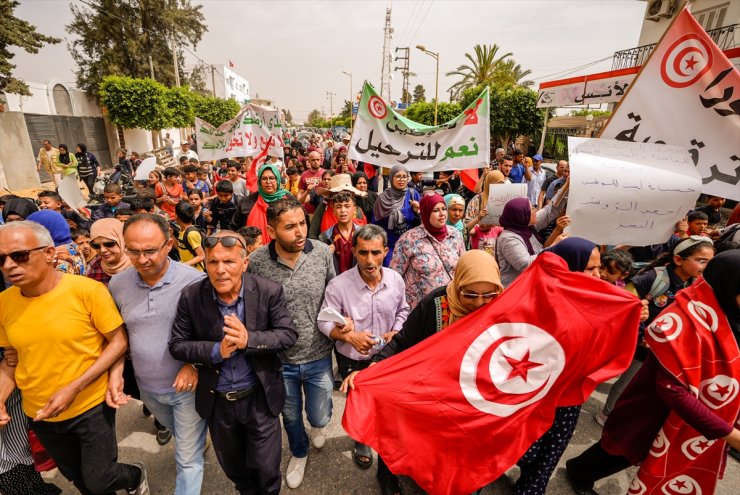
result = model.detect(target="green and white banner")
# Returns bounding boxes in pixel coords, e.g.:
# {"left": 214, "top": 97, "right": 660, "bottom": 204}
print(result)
{"left": 348, "top": 82, "right": 490, "bottom": 171}
{"left": 196, "top": 103, "right": 284, "bottom": 161}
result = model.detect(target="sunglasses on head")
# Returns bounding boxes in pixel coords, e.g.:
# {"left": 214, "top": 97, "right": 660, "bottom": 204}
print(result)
{"left": 204, "top": 236, "right": 246, "bottom": 249}
{"left": 0, "top": 246, "right": 49, "bottom": 265}
{"left": 90, "top": 241, "right": 118, "bottom": 250}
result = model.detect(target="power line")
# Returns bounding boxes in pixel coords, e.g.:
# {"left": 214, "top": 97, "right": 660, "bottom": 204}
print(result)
{"left": 407, "top": 0, "right": 434, "bottom": 46}
{"left": 397, "top": 0, "right": 423, "bottom": 48}
{"left": 531, "top": 55, "right": 614, "bottom": 81}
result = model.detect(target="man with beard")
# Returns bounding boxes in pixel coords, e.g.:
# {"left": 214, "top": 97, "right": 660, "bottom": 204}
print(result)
{"left": 247, "top": 196, "right": 336, "bottom": 489}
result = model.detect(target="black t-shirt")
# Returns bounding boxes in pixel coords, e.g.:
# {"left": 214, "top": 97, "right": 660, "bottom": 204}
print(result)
{"left": 694, "top": 205, "right": 722, "bottom": 225}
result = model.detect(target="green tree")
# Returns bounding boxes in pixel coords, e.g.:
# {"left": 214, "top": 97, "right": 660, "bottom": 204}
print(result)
{"left": 307, "top": 109, "right": 322, "bottom": 126}
{"left": 447, "top": 44, "right": 534, "bottom": 99}
{"left": 100, "top": 76, "right": 171, "bottom": 130}
{"left": 412, "top": 84, "right": 426, "bottom": 103}
{"left": 0, "top": 0, "right": 60, "bottom": 95}
{"left": 68, "top": 0, "right": 207, "bottom": 94}
{"left": 401, "top": 87, "right": 412, "bottom": 105}
{"left": 165, "top": 86, "right": 196, "bottom": 128}
{"left": 338, "top": 99, "right": 352, "bottom": 119}
{"left": 569, "top": 109, "right": 612, "bottom": 117}
{"left": 404, "top": 101, "right": 462, "bottom": 126}
{"left": 193, "top": 94, "right": 240, "bottom": 126}
{"left": 460, "top": 84, "right": 544, "bottom": 150}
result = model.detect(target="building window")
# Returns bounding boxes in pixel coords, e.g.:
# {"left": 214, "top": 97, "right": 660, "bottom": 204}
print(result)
{"left": 693, "top": 2, "right": 729, "bottom": 31}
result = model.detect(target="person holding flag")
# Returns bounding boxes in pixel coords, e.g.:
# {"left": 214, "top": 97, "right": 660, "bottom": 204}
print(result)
{"left": 566, "top": 249, "right": 740, "bottom": 495}
{"left": 342, "top": 249, "right": 504, "bottom": 495}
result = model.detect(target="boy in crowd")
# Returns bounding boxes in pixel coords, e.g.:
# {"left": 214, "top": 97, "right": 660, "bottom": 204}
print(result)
{"left": 155, "top": 167, "right": 186, "bottom": 220}
{"left": 71, "top": 228, "right": 96, "bottom": 267}
{"left": 286, "top": 167, "right": 300, "bottom": 196}
{"left": 236, "top": 225, "right": 264, "bottom": 264}
{"left": 175, "top": 201, "right": 205, "bottom": 271}
{"left": 225, "top": 162, "right": 248, "bottom": 198}
{"left": 93, "top": 183, "right": 130, "bottom": 221}
{"left": 187, "top": 190, "right": 209, "bottom": 231}
{"left": 319, "top": 191, "right": 359, "bottom": 274}
{"left": 183, "top": 165, "right": 210, "bottom": 196}
{"left": 114, "top": 208, "right": 133, "bottom": 223}
{"left": 695, "top": 195, "right": 725, "bottom": 225}
{"left": 129, "top": 197, "right": 157, "bottom": 215}
{"left": 207, "top": 180, "right": 239, "bottom": 231}
{"left": 37, "top": 190, "right": 64, "bottom": 212}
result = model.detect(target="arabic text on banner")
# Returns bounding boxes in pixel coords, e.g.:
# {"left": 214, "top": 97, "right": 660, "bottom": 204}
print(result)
{"left": 348, "top": 82, "right": 490, "bottom": 172}
{"left": 565, "top": 137, "right": 701, "bottom": 246}
{"left": 482, "top": 183, "right": 528, "bottom": 226}
{"left": 536, "top": 70, "right": 635, "bottom": 108}
{"left": 600, "top": 8, "right": 740, "bottom": 200}
{"left": 196, "top": 104, "right": 285, "bottom": 162}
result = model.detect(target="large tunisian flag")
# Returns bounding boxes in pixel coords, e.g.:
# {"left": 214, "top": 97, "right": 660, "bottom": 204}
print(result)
{"left": 343, "top": 252, "right": 642, "bottom": 495}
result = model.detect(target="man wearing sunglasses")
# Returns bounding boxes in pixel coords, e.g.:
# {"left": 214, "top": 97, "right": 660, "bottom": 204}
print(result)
{"left": 0, "top": 221, "right": 149, "bottom": 495}
{"left": 108, "top": 214, "right": 207, "bottom": 495}
{"left": 169, "top": 230, "right": 298, "bottom": 495}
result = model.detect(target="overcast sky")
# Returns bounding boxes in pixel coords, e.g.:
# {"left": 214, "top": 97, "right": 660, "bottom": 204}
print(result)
{"left": 12, "top": 0, "right": 647, "bottom": 121}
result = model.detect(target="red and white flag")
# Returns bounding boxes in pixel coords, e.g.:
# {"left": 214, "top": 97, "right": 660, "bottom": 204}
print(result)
{"left": 342, "top": 252, "right": 642, "bottom": 495}
{"left": 600, "top": 8, "right": 740, "bottom": 200}
{"left": 228, "top": 59, "right": 235, "bottom": 68}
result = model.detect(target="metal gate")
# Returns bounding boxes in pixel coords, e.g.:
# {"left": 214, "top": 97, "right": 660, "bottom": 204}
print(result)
{"left": 24, "top": 114, "right": 112, "bottom": 181}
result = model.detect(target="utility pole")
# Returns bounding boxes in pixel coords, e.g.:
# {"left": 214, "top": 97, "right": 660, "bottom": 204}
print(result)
{"left": 326, "top": 91, "right": 336, "bottom": 120}
{"left": 211, "top": 64, "right": 217, "bottom": 97}
{"left": 380, "top": 7, "right": 393, "bottom": 102}
{"left": 394, "top": 47, "right": 410, "bottom": 106}
{"left": 171, "top": 37, "right": 181, "bottom": 87}
{"left": 148, "top": 56, "right": 155, "bottom": 80}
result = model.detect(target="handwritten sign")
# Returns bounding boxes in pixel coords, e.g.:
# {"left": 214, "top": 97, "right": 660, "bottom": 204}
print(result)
{"left": 482, "top": 183, "right": 527, "bottom": 226}
{"left": 196, "top": 103, "right": 284, "bottom": 161}
{"left": 348, "top": 82, "right": 490, "bottom": 172}
{"left": 566, "top": 137, "right": 702, "bottom": 246}
{"left": 600, "top": 9, "right": 740, "bottom": 200}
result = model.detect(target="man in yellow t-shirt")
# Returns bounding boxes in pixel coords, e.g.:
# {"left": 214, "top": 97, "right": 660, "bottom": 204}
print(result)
{"left": 0, "top": 221, "right": 150, "bottom": 495}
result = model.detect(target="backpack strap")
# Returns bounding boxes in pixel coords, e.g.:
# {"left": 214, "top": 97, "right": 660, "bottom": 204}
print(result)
{"left": 646, "top": 266, "right": 670, "bottom": 301}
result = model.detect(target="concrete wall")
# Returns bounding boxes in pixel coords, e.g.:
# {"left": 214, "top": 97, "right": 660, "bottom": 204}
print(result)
{"left": 0, "top": 111, "right": 41, "bottom": 190}
{"left": 637, "top": 0, "right": 740, "bottom": 46}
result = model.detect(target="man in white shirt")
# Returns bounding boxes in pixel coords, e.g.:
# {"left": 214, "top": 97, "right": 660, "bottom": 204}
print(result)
{"left": 175, "top": 142, "right": 199, "bottom": 162}
{"left": 527, "top": 154, "right": 548, "bottom": 206}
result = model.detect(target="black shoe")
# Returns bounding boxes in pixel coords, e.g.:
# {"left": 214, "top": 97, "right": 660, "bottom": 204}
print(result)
{"left": 156, "top": 427, "right": 172, "bottom": 445}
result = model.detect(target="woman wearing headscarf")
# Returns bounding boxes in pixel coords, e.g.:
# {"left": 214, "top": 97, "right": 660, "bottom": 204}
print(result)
{"left": 0, "top": 197, "right": 38, "bottom": 223}
{"left": 342, "top": 249, "right": 504, "bottom": 495}
{"left": 352, "top": 172, "right": 378, "bottom": 222}
{"left": 75, "top": 143, "right": 100, "bottom": 196}
{"left": 55, "top": 144, "right": 78, "bottom": 178}
{"left": 87, "top": 218, "right": 132, "bottom": 286}
{"left": 27, "top": 210, "right": 86, "bottom": 275}
{"left": 566, "top": 249, "right": 740, "bottom": 495}
{"left": 497, "top": 183, "right": 568, "bottom": 287}
{"left": 373, "top": 165, "right": 421, "bottom": 266}
{"left": 444, "top": 193, "right": 467, "bottom": 244}
{"left": 513, "top": 237, "right": 602, "bottom": 495}
{"left": 390, "top": 193, "right": 465, "bottom": 310}
{"left": 231, "top": 163, "right": 293, "bottom": 245}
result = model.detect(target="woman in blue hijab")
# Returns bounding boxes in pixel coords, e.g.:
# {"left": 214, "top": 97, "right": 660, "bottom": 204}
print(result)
{"left": 27, "top": 210, "right": 87, "bottom": 275}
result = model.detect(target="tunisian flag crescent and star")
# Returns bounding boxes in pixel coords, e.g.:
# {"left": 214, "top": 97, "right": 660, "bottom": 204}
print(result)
{"left": 342, "top": 252, "right": 643, "bottom": 495}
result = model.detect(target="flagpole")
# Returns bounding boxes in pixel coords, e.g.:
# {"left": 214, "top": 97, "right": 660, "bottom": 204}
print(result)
{"left": 598, "top": 1, "right": 691, "bottom": 137}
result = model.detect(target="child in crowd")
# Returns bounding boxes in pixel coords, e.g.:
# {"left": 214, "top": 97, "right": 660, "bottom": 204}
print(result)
{"left": 286, "top": 167, "right": 300, "bottom": 197}
{"left": 695, "top": 195, "right": 725, "bottom": 225}
{"left": 175, "top": 201, "right": 205, "bottom": 271}
{"left": 236, "top": 226, "right": 264, "bottom": 267}
{"left": 114, "top": 208, "right": 133, "bottom": 223}
{"left": 183, "top": 165, "right": 210, "bottom": 196}
{"left": 599, "top": 249, "right": 634, "bottom": 288}
{"left": 469, "top": 221, "right": 503, "bottom": 256}
{"left": 207, "top": 180, "right": 238, "bottom": 231}
{"left": 155, "top": 167, "right": 186, "bottom": 220}
{"left": 92, "top": 183, "right": 130, "bottom": 221}
{"left": 129, "top": 197, "right": 157, "bottom": 215}
{"left": 71, "top": 228, "right": 96, "bottom": 266}
{"left": 685, "top": 210, "right": 709, "bottom": 236}
{"left": 37, "top": 190, "right": 64, "bottom": 212}
{"left": 318, "top": 191, "right": 358, "bottom": 274}
{"left": 187, "top": 190, "right": 209, "bottom": 231}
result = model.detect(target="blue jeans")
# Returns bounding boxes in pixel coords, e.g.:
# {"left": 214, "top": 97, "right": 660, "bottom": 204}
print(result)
{"left": 282, "top": 356, "right": 333, "bottom": 457}
{"left": 139, "top": 390, "right": 207, "bottom": 495}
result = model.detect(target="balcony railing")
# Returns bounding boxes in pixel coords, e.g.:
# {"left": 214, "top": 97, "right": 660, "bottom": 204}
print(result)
{"left": 611, "top": 23, "right": 738, "bottom": 70}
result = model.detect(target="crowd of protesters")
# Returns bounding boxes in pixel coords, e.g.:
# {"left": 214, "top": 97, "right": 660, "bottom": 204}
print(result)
{"left": 0, "top": 129, "right": 738, "bottom": 495}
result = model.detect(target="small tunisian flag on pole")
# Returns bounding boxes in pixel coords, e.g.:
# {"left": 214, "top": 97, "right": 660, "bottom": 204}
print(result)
{"left": 343, "top": 252, "right": 642, "bottom": 495}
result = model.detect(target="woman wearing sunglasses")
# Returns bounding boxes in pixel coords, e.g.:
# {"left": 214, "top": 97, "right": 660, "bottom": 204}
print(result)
{"left": 342, "top": 249, "right": 503, "bottom": 495}
{"left": 87, "top": 218, "right": 132, "bottom": 286}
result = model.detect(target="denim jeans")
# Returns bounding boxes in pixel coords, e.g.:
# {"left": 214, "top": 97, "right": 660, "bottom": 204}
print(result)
{"left": 282, "top": 356, "right": 333, "bottom": 457}
{"left": 29, "top": 403, "right": 140, "bottom": 495}
{"left": 139, "top": 390, "right": 207, "bottom": 495}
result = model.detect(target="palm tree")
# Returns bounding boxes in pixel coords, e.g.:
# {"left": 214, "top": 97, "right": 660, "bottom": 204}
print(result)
{"left": 446, "top": 44, "right": 534, "bottom": 99}
{"left": 446, "top": 44, "right": 512, "bottom": 100}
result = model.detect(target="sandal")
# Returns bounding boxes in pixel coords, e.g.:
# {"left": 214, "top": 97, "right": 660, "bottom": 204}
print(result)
{"left": 353, "top": 442, "right": 373, "bottom": 469}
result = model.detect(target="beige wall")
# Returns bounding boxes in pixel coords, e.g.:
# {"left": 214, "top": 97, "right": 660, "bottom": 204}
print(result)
{"left": 0, "top": 111, "right": 41, "bottom": 190}
{"left": 637, "top": 0, "right": 740, "bottom": 46}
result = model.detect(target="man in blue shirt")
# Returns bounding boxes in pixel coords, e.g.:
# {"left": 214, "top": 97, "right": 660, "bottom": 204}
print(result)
{"left": 508, "top": 149, "right": 527, "bottom": 184}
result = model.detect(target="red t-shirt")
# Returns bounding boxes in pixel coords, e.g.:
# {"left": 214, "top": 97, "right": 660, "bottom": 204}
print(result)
{"left": 155, "top": 182, "right": 184, "bottom": 220}
{"left": 298, "top": 168, "right": 325, "bottom": 214}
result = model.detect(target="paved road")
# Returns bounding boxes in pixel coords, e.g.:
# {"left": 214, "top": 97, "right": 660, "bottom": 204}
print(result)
{"left": 43, "top": 381, "right": 738, "bottom": 494}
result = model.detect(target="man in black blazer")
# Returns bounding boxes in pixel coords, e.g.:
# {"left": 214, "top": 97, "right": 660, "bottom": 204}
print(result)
{"left": 169, "top": 231, "right": 297, "bottom": 495}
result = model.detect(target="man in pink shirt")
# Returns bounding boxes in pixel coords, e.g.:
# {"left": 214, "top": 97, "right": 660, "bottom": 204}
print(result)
{"left": 298, "top": 151, "right": 325, "bottom": 215}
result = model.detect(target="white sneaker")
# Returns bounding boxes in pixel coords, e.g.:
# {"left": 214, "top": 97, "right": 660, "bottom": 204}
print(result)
{"left": 310, "top": 426, "right": 327, "bottom": 449}
{"left": 286, "top": 455, "right": 307, "bottom": 489}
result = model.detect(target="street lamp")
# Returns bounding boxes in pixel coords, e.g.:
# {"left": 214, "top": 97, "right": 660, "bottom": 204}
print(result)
{"left": 416, "top": 44, "right": 439, "bottom": 125}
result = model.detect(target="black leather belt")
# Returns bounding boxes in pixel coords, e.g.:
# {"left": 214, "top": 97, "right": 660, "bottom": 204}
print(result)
{"left": 218, "top": 386, "right": 258, "bottom": 401}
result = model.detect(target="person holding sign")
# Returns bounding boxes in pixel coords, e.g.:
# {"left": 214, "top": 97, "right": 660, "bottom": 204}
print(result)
{"left": 389, "top": 193, "right": 465, "bottom": 310}
{"left": 464, "top": 170, "right": 506, "bottom": 228}
{"left": 497, "top": 184, "right": 568, "bottom": 287}
{"left": 372, "top": 166, "right": 421, "bottom": 266}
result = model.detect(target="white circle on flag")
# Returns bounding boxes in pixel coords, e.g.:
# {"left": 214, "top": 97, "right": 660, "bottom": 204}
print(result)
{"left": 649, "top": 428, "right": 670, "bottom": 457}
{"left": 459, "top": 323, "right": 565, "bottom": 417}
{"left": 661, "top": 475, "right": 702, "bottom": 495}
{"left": 628, "top": 477, "right": 647, "bottom": 495}
{"left": 687, "top": 301, "right": 719, "bottom": 333}
{"left": 680, "top": 436, "right": 716, "bottom": 461}
{"left": 660, "top": 34, "right": 713, "bottom": 88}
{"left": 698, "top": 374, "right": 739, "bottom": 410}
{"left": 647, "top": 313, "right": 683, "bottom": 342}
{"left": 367, "top": 96, "right": 387, "bottom": 120}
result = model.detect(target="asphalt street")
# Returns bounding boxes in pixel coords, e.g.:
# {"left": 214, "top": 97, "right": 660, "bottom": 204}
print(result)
{"left": 43, "top": 380, "right": 739, "bottom": 494}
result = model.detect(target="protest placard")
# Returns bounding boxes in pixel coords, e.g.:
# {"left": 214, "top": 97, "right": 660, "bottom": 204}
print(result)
{"left": 348, "top": 82, "right": 490, "bottom": 173}
{"left": 58, "top": 174, "right": 87, "bottom": 214}
{"left": 565, "top": 137, "right": 702, "bottom": 246}
{"left": 482, "top": 183, "right": 527, "bottom": 226}
{"left": 196, "top": 104, "right": 284, "bottom": 161}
